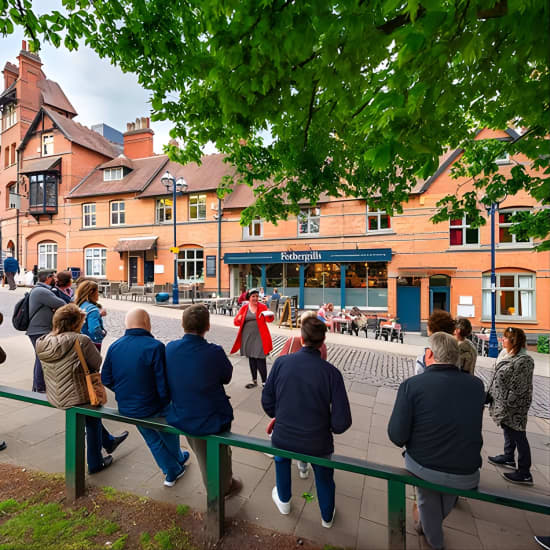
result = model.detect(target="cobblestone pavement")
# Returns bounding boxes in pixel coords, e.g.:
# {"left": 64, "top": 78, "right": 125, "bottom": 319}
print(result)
{"left": 105, "top": 309, "right": 550, "bottom": 419}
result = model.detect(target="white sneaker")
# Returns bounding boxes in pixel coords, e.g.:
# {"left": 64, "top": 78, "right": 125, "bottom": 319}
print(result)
{"left": 271, "top": 486, "right": 291, "bottom": 515}
{"left": 297, "top": 461, "right": 309, "bottom": 479}
{"left": 321, "top": 508, "right": 336, "bottom": 528}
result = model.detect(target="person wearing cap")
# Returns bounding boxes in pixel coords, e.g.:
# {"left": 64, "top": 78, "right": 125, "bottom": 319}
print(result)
{"left": 231, "top": 288, "right": 274, "bottom": 388}
{"left": 27, "top": 270, "right": 66, "bottom": 392}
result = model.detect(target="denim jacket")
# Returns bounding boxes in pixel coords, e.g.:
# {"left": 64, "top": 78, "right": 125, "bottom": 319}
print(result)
{"left": 80, "top": 301, "right": 106, "bottom": 343}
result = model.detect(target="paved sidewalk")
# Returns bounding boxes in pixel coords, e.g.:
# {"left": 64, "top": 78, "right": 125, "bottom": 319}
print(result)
{"left": 0, "top": 287, "right": 548, "bottom": 549}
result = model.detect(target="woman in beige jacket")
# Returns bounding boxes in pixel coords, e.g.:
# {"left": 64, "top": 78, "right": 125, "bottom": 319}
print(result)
{"left": 36, "top": 304, "right": 127, "bottom": 474}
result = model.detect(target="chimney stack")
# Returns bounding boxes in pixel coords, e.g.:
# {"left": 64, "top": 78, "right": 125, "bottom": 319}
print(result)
{"left": 123, "top": 116, "right": 154, "bottom": 159}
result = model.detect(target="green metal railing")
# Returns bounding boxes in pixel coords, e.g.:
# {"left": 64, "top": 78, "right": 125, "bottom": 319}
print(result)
{"left": 1, "top": 385, "right": 549, "bottom": 549}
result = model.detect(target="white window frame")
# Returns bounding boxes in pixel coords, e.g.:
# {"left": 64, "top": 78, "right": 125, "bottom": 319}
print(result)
{"left": 3, "top": 103, "right": 17, "bottom": 130}
{"left": 189, "top": 194, "right": 206, "bottom": 220}
{"left": 110, "top": 200, "right": 126, "bottom": 226}
{"left": 482, "top": 272, "right": 536, "bottom": 321}
{"left": 498, "top": 208, "right": 532, "bottom": 246}
{"left": 449, "top": 215, "right": 479, "bottom": 246}
{"left": 155, "top": 198, "right": 173, "bottom": 224}
{"left": 82, "top": 203, "right": 96, "bottom": 228}
{"left": 495, "top": 152, "right": 511, "bottom": 165}
{"left": 366, "top": 207, "right": 391, "bottom": 233}
{"left": 103, "top": 167, "right": 123, "bottom": 181}
{"left": 85, "top": 247, "right": 107, "bottom": 278}
{"left": 38, "top": 242, "right": 57, "bottom": 270}
{"left": 42, "top": 134, "right": 54, "bottom": 156}
{"left": 298, "top": 207, "right": 320, "bottom": 236}
{"left": 243, "top": 218, "right": 263, "bottom": 239}
{"left": 177, "top": 248, "right": 204, "bottom": 283}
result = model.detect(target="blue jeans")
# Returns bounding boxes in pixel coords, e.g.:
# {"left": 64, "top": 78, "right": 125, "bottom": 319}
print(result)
{"left": 137, "top": 425, "right": 184, "bottom": 479}
{"left": 86, "top": 417, "right": 115, "bottom": 473}
{"left": 274, "top": 455, "right": 335, "bottom": 522}
{"left": 29, "top": 334, "right": 46, "bottom": 392}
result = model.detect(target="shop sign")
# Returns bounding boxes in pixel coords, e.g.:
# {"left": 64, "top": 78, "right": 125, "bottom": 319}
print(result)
{"left": 223, "top": 248, "right": 392, "bottom": 264}
{"left": 206, "top": 255, "right": 216, "bottom": 277}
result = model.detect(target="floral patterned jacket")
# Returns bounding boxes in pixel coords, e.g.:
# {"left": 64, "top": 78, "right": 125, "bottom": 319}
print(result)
{"left": 487, "top": 348, "right": 534, "bottom": 431}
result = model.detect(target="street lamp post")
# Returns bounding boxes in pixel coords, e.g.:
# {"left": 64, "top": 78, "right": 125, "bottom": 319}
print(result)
{"left": 161, "top": 171, "right": 187, "bottom": 305}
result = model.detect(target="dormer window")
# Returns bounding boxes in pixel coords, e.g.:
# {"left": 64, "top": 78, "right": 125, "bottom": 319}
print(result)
{"left": 42, "top": 134, "right": 54, "bottom": 156}
{"left": 104, "top": 167, "right": 123, "bottom": 181}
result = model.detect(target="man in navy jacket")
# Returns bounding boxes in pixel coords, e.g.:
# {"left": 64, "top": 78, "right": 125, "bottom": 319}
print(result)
{"left": 165, "top": 305, "right": 241, "bottom": 498}
{"left": 3, "top": 254, "right": 19, "bottom": 290}
{"left": 262, "top": 316, "right": 352, "bottom": 528}
{"left": 102, "top": 308, "right": 189, "bottom": 487}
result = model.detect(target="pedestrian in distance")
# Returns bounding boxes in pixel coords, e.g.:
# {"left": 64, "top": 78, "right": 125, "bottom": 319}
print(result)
{"left": 262, "top": 316, "right": 352, "bottom": 528}
{"left": 3, "top": 254, "right": 19, "bottom": 291}
{"left": 75, "top": 280, "right": 107, "bottom": 351}
{"left": 317, "top": 303, "right": 334, "bottom": 330}
{"left": 270, "top": 288, "right": 281, "bottom": 302}
{"left": 388, "top": 332, "right": 485, "bottom": 550}
{"left": 36, "top": 304, "right": 128, "bottom": 474}
{"left": 231, "top": 288, "right": 274, "bottom": 389}
{"left": 487, "top": 326, "right": 535, "bottom": 485}
{"left": 165, "top": 304, "right": 242, "bottom": 497}
{"left": 27, "top": 270, "right": 67, "bottom": 392}
{"left": 102, "top": 308, "right": 189, "bottom": 487}
{"left": 415, "top": 310, "right": 456, "bottom": 374}
{"left": 454, "top": 317, "right": 477, "bottom": 375}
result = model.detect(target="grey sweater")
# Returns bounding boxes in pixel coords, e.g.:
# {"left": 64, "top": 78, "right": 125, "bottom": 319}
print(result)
{"left": 26, "top": 283, "right": 66, "bottom": 336}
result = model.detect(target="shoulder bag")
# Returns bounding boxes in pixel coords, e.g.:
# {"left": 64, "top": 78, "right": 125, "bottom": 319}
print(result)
{"left": 73, "top": 338, "right": 107, "bottom": 406}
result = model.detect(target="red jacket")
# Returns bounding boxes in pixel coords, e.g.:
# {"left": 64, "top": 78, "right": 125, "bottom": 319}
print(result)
{"left": 231, "top": 302, "right": 273, "bottom": 355}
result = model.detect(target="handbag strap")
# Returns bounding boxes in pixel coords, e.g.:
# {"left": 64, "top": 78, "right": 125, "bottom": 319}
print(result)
{"left": 73, "top": 337, "right": 91, "bottom": 376}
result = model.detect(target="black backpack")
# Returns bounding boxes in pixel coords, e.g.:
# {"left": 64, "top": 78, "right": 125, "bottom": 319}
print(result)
{"left": 12, "top": 290, "right": 41, "bottom": 331}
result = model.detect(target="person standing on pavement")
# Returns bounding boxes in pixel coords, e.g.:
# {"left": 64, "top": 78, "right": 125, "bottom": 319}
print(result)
{"left": 3, "top": 254, "right": 19, "bottom": 291}
{"left": 262, "top": 316, "right": 352, "bottom": 528}
{"left": 388, "top": 332, "right": 485, "bottom": 550}
{"left": 51, "top": 271, "right": 73, "bottom": 304}
{"left": 231, "top": 288, "right": 274, "bottom": 389}
{"left": 27, "top": 270, "right": 66, "bottom": 392}
{"left": 102, "top": 308, "right": 190, "bottom": 487}
{"left": 487, "top": 326, "right": 535, "bottom": 486}
{"left": 415, "top": 310, "right": 455, "bottom": 374}
{"left": 165, "top": 305, "right": 242, "bottom": 497}
{"left": 75, "top": 281, "right": 107, "bottom": 351}
{"left": 454, "top": 317, "right": 477, "bottom": 375}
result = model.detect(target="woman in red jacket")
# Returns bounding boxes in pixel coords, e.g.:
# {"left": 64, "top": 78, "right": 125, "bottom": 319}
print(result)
{"left": 231, "top": 288, "right": 274, "bottom": 388}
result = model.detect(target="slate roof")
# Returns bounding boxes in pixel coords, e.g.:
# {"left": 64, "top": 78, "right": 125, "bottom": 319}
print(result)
{"left": 38, "top": 79, "right": 77, "bottom": 116}
{"left": 20, "top": 155, "right": 62, "bottom": 174}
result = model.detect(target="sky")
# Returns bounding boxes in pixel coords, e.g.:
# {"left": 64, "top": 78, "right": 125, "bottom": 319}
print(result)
{"left": 0, "top": 5, "right": 191, "bottom": 155}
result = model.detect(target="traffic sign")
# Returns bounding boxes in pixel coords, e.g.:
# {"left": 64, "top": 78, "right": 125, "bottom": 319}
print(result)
{"left": 170, "top": 246, "right": 180, "bottom": 254}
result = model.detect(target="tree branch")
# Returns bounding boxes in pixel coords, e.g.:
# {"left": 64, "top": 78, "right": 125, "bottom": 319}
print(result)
{"left": 304, "top": 80, "right": 319, "bottom": 149}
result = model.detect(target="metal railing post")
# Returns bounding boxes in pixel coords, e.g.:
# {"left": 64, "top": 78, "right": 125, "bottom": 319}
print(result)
{"left": 206, "top": 438, "right": 225, "bottom": 541}
{"left": 65, "top": 408, "right": 86, "bottom": 501}
{"left": 388, "top": 479, "right": 406, "bottom": 550}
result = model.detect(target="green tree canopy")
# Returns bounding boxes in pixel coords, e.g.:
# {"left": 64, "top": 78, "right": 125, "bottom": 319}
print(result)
{"left": 2, "top": 0, "right": 549, "bottom": 248}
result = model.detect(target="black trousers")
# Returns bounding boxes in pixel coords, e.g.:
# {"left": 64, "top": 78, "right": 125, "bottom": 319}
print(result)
{"left": 248, "top": 357, "right": 267, "bottom": 383}
{"left": 503, "top": 423, "right": 531, "bottom": 474}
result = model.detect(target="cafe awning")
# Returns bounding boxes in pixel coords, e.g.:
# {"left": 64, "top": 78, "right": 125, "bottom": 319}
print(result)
{"left": 114, "top": 236, "right": 158, "bottom": 253}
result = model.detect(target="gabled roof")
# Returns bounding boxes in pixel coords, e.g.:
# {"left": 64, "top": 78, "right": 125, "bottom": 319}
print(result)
{"left": 0, "top": 81, "right": 16, "bottom": 106}
{"left": 69, "top": 154, "right": 168, "bottom": 198}
{"left": 38, "top": 79, "right": 77, "bottom": 116}
{"left": 99, "top": 154, "right": 134, "bottom": 171}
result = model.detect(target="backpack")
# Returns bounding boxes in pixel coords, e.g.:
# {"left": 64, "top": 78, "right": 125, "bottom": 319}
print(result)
{"left": 12, "top": 290, "right": 41, "bottom": 331}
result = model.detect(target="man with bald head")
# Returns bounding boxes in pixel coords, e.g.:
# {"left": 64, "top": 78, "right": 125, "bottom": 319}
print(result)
{"left": 102, "top": 308, "right": 190, "bottom": 487}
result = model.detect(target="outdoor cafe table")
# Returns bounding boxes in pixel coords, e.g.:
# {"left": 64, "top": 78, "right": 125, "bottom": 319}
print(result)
{"left": 331, "top": 316, "right": 352, "bottom": 333}
{"left": 380, "top": 323, "right": 402, "bottom": 342}
{"left": 474, "top": 332, "right": 502, "bottom": 356}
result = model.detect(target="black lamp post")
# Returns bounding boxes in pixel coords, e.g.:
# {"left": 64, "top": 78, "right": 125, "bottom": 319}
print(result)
{"left": 161, "top": 170, "right": 187, "bottom": 305}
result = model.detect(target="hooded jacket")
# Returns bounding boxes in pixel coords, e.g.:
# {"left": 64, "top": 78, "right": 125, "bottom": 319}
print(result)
{"left": 36, "top": 332, "right": 101, "bottom": 409}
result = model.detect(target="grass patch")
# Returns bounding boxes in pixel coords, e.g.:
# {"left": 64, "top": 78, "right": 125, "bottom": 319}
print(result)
{"left": 140, "top": 526, "right": 195, "bottom": 550}
{"left": 176, "top": 504, "right": 190, "bottom": 517}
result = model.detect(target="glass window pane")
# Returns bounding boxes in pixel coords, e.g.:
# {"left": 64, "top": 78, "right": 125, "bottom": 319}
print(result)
{"left": 499, "top": 290, "right": 515, "bottom": 315}
{"left": 450, "top": 219, "right": 462, "bottom": 226}
{"left": 450, "top": 228, "right": 463, "bottom": 245}
{"left": 465, "top": 228, "right": 478, "bottom": 244}
{"left": 518, "top": 275, "right": 532, "bottom": 289}
{"left": 500, "top": 275, "right": 515, "bottom": 288}
{"left": 499, "top": 227, "right": 513, "bottom": 242}
{"left": 368, "top": 216, "right": 378, "bottom": 230}
{"left": 380, "top": 215, "right": 390, "bottom": 229}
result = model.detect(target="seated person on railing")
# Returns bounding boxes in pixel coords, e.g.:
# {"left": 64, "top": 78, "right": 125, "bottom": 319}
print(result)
{"left": 262, "top": 316, "right": 352, "bottom": 529}
{"left": 165, "top": 305, "right": 242, "bottom": 498}
{"left": 388, "top": 332, "right": 485, "bottom": 550}
{"left": 101, "top": 308, "right": 190, "bottom": 487}
{"left": 454, "top": 317, "right": 477, "bottom": 375}
{"left": 317, "top": 303, "right": 334, "bottom": 330}
{"left": 37, "top": 304, "right": 128, "bottom": 475}
{"left": 415, "top": 310, "right": 455, "bottom": 374}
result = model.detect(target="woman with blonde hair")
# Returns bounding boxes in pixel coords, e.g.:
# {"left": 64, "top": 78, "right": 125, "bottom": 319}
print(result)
{"left": 36, "top": 304, "right": 128, "bottom": 474}
{"left": 75, "top": 280, "right": 107, "bottom": 350}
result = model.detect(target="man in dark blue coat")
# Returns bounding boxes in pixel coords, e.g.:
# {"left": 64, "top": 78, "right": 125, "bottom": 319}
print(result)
{"left": 165, "top": 305, "right": 241, "bottom": 498}
{"left": 102, "top": 308, "right": 189, "bottom": 487}
{"left": 262, "top": 316, "right": 352, "bottom": 528}
{"left": 3, "top": 254, "right": 19, "bottom": 290}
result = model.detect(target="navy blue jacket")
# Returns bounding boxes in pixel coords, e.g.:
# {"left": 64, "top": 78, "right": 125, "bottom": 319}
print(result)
{"left": 101, "top": 328, "right": 169, "bottom": 418}
{"left": 3, "top": 257, "right": 19, "bottom": 273}
{"left": 166, "top": 333, "right": 233, "bottom": 436}
{"left": 262, "top": 347, "right": 352, "bottom": 457}
{"left": 388, "top": 364, "right": 485, "bottom": 475}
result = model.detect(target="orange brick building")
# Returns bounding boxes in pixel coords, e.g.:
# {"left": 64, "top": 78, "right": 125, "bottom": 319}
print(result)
{"left": 1, "top": 44, "right": 548, "bottom": 337}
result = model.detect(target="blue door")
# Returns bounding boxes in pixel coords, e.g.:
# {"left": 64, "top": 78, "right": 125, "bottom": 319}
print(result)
{"left": 397, "top": 285, "right": 421, "bottom": 332}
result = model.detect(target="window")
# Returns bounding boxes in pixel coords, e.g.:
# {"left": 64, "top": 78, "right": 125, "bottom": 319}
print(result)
{"left": 29, "top": 173, "right": 58, "bottom": 214}
{"left": 42, "top": 134, "right": 54, "bottom": 156}
{"left": 85, "top": 248, "right": 107, "bottom": 277}
{"left": 298, "top": 207, "right": 320, "bottom": 235}
{"left": 7, "top": 184, "right": 19, "bottom": 209}
{"left": 367, "top": 208, "right": 391, "bottom": 232}
{"left": 156, "top": 198, "right": 173, "bottom": 223}
{"left": 82, "top": 203, "right": 96, "bottom": 228}
{"left": 243, "top": 218, "right": 262, "bottom": 239}
{"left": 103, "top": 167, "right": 123, "bottom": 181}
{"left": 110, "top": 201, "right": 125, "bottom": 225}
{"left": 495, "top": 152, "right": 510, "bottom": 165}
{"left": 2, "top": 103, "right": 16, "bottom": 130}
{"left": 10, "top": 143, "right": 16, "bottom": 166}
{"left": 482, "top": 273, "right": 535, "bottom": 320}
{"left": 177, "top": 248, "right": 204, "bottom": 282}
{"left": 499, "top": 209, "right": 530, "bottom": 245}
{"left": 3, "top": 147, "right": 8, "bottom": 169}
{"left": 38, "top": 242, "right": 57, "bottom": 270}
{"left": 450, "top": 215, "right": 478, "bottom": 246}
{"left": 189, "top": 194, "right": 206, "bottom": 220}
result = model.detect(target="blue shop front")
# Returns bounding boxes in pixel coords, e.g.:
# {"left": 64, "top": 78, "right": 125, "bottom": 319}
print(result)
{"left": 223, "top": 248, "right": 392, "bottom": 310}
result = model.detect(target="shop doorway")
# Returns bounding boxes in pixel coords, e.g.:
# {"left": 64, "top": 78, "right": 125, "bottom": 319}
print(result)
{"left": 129, "top": 256, "right": 138, "bottom": 285}
{"left": 397, "top": 277, "right": 421, "bottom": 331}
{"left": 429, "top": 275, "right": 451, "bottom": 313}
{"left": 144, "top": 260, "right": 154, "bottom": 283}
